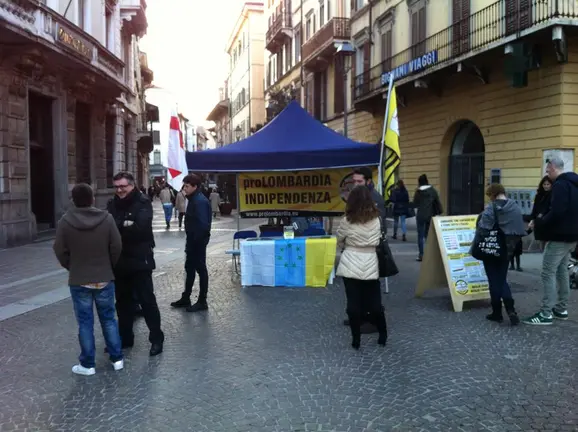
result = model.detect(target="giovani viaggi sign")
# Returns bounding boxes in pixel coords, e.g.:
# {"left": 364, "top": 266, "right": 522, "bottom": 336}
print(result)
{"left": 56, "top": 24, "right": 93, "bottom": 60}
{"left": 380, "top": 50, "right": 438, "bottom": 85}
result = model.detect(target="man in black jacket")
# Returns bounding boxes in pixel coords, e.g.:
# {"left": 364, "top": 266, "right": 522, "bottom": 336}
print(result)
{"left": 170, "top": 174, "right": 212, "bottom": 312}
{"left": 524, "top": 157, "right": 578, "bottom": 325}
{"left": 107, "top": 172, "right": 164, "bottom": 356}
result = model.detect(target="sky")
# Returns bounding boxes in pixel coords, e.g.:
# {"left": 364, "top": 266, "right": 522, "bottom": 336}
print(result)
{"left": 139, "top": 0, "right": 244, "bottom": 125}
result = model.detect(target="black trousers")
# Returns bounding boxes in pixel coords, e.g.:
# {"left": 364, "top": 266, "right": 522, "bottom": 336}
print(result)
{"left": 178, "top": 212, "right": 185, "bottom": 227}
{"left": 343, "top": 277, "right": 387, "bottom": 338}
{"left": 184, "top": 240, "right": 209, "bottom": 303}
{"left": 116, "top": 271, "right": 164, "bottom": 345}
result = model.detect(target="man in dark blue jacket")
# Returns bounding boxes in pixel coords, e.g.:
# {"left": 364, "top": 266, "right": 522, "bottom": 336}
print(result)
{"left": 170, "top": 174, "right": 212, "bottom": 312}
{"left": 524, "top": 157, "right": 578, "bottom": 325}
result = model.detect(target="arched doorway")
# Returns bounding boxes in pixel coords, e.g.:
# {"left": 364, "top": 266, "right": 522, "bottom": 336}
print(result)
{"left": 448, "top": 121, "right": 485, "bottom": 215}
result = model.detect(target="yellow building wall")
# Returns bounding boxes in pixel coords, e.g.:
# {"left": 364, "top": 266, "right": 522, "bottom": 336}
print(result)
{"left": 326, "top": 110, "right": 382, "bottom": 144}
{"left": 561, "top": 42, "right": 578, "bottom": 172}
{"left": 395, "top": 54, "right": 563, "bottom": 210}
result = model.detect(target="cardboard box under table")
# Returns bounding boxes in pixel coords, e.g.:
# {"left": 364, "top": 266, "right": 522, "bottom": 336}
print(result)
{"left": 240, "top": 236, "right": 337, "bottom": 288}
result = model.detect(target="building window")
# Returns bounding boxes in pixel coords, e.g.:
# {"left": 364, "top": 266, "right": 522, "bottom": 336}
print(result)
{"left": 327, "top": 0, "right": 331, "bottom": 19}
{"left": 122, "top": 34, "right": 131, "bottom": 83}
{"left": 152, "top": 130, "right": 160, "bottom": 144}
{"left": 105, "top": 7, "right": 113, "bottom": 51}
{"left": 294, "top": 26, "right": 301, "bottom": 62}
{"left": 313, "top": 14, "right": 316, "bottom": 33}
{"left": 105, "top": 115, "right": 115, "bottom": 187}
{"left": 410, "top": 0, "right": 427, "bottom": 57}
{"left": 285, "top": 41, "right": 292, "bottom": 69}
{"left": 355, "top": 0, "right": 364, "bottom": 11}
{"left": 153, "top": 149, "right": 161, "bottom": 165}
{"left": 305, "top": 17, "right": 311, "bottom": 40}
{"left": 320, "top": 1, "right": 325, "bottom": 27}
{"left": 380, "top": 18, "right": 393, "bottom": 72}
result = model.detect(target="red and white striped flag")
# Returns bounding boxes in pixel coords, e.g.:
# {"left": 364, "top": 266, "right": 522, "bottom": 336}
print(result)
{"left": 166, "top": 109, "right": 188, "bottom": 189}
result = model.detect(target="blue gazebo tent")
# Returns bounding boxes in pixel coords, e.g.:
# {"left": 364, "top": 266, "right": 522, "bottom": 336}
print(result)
{"left": 186, "top": 101, "right": 379, "bottom": 172}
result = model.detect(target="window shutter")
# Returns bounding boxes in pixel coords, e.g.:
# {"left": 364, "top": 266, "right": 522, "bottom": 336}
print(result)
{"left": 418, "top": 7, "right": 426, "bottom": 56}
{"left": 505, "top": 0, "right": 517, "bottom": 35}
{"left": 452, "top": 0, "right": 470, "bottom": 55}
{"left": 350, "top": 0, "right": 355, "bottom": 14}
{"left": 519, "top": 0, "right": 532, "bottom": 30}
{"left": 334, "top": 56, "right": 344, "bottom": 114}
{"left": 381, "top": 29, "right": 392, "bottom": 72}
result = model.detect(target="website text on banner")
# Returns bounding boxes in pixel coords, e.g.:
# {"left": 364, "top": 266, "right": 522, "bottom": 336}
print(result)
{"left": 239, "top": 168, "right": 378, "bottom": 218}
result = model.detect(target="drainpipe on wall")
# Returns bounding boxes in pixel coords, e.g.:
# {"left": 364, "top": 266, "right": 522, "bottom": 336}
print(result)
{"left": 300, "top": 0, "right": 304, "bottom": 106}
{"left": 247, "top": 13, "right": 252, "bottom": 136}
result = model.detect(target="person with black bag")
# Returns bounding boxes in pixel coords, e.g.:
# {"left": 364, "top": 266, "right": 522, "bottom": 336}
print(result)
{"left": 471, "top": 183, "right": 526, "bottom": 325}
{"left": 336, "top": 186, "right": 387, "bottom": 350}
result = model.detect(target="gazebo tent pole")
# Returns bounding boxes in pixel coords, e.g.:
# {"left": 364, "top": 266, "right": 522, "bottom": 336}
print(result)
{"left": 236, "top": 172, "right": 241, "bottom": 232}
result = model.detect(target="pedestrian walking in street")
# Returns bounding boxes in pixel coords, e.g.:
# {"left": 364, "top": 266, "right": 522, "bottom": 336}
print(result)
{"left": 147, "top": 185, "right": 155, "bottom": 201}
{"left": 388, "top": 179, "right": 410, "bottom": 241}
{"left": 53, "top": 183, "right": 124, "bottom": 376}
{"left": 523, "top": 157, "right": 578, "bottom": 325}
{"left": 170, "top": 174, "right": 212, "bottom": 312}
{"left": 107, "top": 172, "right": 164, "bottom": 356}
{"left": 175, "top": 186, "right": 188, "bottom": 229}
{"left": 159, "top": 183, "right": 175, "bottom": 229}
{"left": 336, "top": 186, "right": 387, "bottom": 350}
{"left": 473, "top": 184, "right": 526, "bottom": 325}
{"left": 342, "top": 167, "right": 388, "bottom": 333}
{"left": 411, "top": 174, "right": 443, "bottom": 262}
{"left": 209, "top": 188, "right": 221, "bottom": 218}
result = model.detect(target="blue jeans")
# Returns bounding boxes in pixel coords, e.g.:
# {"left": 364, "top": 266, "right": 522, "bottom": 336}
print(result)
{"left": 393, "top": 215, "right": 407, "bottom": 235}
{"left": 70, "top": 283, "right": 123, "bottom": 368}
{"left": 162, "top": 203, "right": 173, "bottom": 224}
{"left": 417, "top": 220, "right": 431, "bottom": 258}
{"left": 482, "top": 259, "right": 512, "bottom": 302}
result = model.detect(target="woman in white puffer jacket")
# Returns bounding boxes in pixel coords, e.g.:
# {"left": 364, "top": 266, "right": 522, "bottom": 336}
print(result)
{"left": 336, "top": 186, "right": 387, "bottom": 350}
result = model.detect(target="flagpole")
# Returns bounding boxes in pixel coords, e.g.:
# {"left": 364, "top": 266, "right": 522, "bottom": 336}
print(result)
{"left": 378, "top": 73, "right": 395, "bottom": 195}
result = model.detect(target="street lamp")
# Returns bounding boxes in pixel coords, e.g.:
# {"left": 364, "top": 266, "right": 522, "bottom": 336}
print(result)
{"left": 334, "top": 42, "right": 356, "bottom": 138}
{"left": 235, "top": 125, "right": 242, "bottom": 141}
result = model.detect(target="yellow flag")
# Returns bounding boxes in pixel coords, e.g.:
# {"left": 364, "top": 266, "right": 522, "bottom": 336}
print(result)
{"left": 382, "top": 85, "right": 401, "bottom": 200}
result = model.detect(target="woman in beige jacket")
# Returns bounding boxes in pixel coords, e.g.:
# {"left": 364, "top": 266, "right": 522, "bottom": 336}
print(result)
{"left": 175, "top": 188, "right": 188, "bottom": 229}
{"left": 336, "top": 186, "right": 387, "bottom": 350}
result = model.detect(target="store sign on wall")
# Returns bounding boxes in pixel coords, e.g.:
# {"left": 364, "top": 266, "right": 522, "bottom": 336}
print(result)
{"left": 381, "top": 50, "right": 438, "bottom": 85}
{"left": 57, "top": 25, "right": 93, "bottom": 60}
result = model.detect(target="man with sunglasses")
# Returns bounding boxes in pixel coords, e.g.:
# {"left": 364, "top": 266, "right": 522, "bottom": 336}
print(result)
{"left": 107, "top": 171, "right": 164, "bottom": 356}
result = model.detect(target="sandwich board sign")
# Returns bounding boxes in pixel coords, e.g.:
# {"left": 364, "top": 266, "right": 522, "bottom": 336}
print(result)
{"left": 415, "top": 215, "right": 490, "bottom": 312}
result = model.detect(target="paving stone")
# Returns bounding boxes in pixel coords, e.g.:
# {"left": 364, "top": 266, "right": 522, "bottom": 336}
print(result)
{"left": 0, "top": 237, "right": 577, "bottom": 431}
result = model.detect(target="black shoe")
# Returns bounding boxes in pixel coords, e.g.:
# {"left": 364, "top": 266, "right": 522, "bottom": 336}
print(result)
{"left": 134, "top": 306, "right": 143, "bottom": 317}
{"left": 149, "top": 343, "right": 163, "bottom": 357}
{"left": 170, "top": 297, "right": 191, "bottom": 308}
{"left": 402, "top": 234, "right": 406, "bottom": 242}
{"left": 416, "top": 256, "right": 423, "bottom": 262}
{"left": 486, "top": 300, "right": 504, "bottom": 323}
{"left": 509, "top": 265, "right": 515, "bottom": 271}
{"left": 392, "top": 234, "right": 397, "bottom": 240}
{"left": 516, "top": 267, "right": 523, "bottom": 272}
{"left": 351, "top": 338, "right": 360, "bottom": 350}
{"left": 186, "top": 302, "right": 208, "bottom": 312}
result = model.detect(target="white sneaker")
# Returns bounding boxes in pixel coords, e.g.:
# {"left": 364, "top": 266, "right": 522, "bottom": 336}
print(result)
{"left": 72, "top": 364, "right": 95, "bottom": 376}
{"left": 112, "top": 359, "right": 124, "bottom": 371}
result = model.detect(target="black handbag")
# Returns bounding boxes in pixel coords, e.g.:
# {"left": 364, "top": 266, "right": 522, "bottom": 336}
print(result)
{"left": 377, "top": 237, "right": 399, "bottom": 277}
{"left": 470, "top": 203, "right": 507, "bottom": 261}
{"left": 376, "top": 218, "right": 399, "bottom": 277}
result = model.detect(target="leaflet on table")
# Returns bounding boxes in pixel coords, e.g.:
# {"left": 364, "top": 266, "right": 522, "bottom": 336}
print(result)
{"left": 436, "top": 216, "right": 489, "bottom": 296}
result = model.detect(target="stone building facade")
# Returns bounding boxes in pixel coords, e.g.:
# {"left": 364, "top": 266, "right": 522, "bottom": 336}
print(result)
{"left": 0, "top": 0, "right": 152, "bottom": 247}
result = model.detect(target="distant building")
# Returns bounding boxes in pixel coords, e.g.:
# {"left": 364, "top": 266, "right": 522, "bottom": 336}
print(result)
{"left": 206, "top": 84, "right": 230, "bottom": 147}
{"left": 226, "top": 2, "right": 266, "bottom": 141}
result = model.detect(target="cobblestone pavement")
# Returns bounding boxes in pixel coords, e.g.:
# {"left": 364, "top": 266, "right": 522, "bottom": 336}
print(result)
{"left": 0, "top": 238, "right": 577, "bottom": 432}
{"left": 0, "top": 202, "right": 263, "bottom": 320}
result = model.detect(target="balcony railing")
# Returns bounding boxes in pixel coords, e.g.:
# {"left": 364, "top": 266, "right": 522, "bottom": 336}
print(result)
{"left": 266, "top": 10, "right": 292, "bottom": 51}
{"left": 354, "top": 0, "right": 578, "bottom": 101}
{"left": 302, "top": 17, "right": 350, "bottom": 64}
